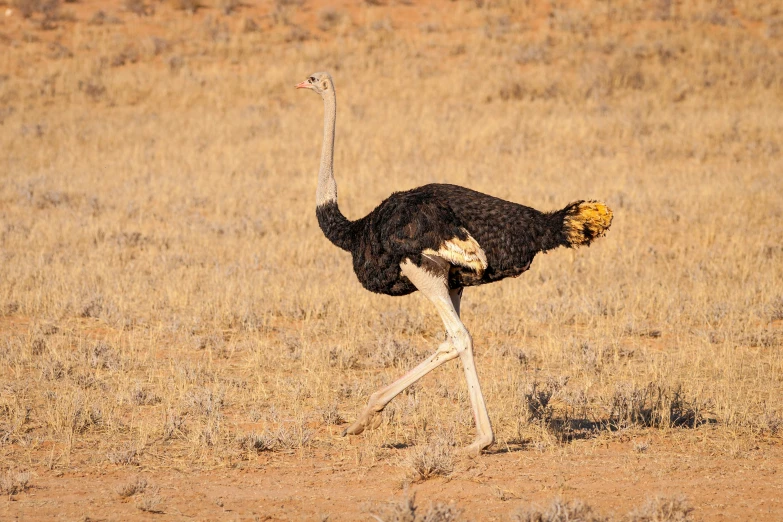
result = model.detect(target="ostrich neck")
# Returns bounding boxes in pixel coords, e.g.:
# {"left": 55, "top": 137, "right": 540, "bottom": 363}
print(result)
{"left": 316, "top": 89, "right": 338, "bottom": 207}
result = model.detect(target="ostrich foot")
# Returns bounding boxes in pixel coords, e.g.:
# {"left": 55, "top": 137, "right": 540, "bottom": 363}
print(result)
{"left": 461, "top": 434, "right": 494, "bottom": 456}
{"left": 341, "top": 406, "right": 383, "bottom": 436}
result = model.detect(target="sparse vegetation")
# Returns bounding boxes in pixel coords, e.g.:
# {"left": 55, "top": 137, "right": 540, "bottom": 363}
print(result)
{"left": 0, "top": 0, "right": 781, "bottom": 518}
{"left": 116, "top": 477, "right": 148, "bottom": 498}
{"left": 628, "top": 496, "right": 693, "bottom": 522}
{"left": 405, "top": 441, "right": 454, "bottom": 482}
{"left": 0, "top": 471, "right": 31, "bottom": 496}
{"left": 372, "top": 493, "right": 463, "bottom": 522}
{"left": 514, "top": 496, "right": 693, "bottom": 522}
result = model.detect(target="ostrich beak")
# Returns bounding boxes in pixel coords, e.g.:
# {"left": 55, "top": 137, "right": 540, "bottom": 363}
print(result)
{"left": 295, "top": 81, "right": 310, "bottom": 89}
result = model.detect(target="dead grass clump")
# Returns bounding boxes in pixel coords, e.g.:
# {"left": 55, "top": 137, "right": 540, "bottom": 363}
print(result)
{"left": 123, "top": 0, "right": 152, "bottom": 16}
{"left": 514, "top": 498, "right": 607, "bottom": 522}
{"left": 514, "top": 496, "right": 692, "bottom": 522}
{"left": 285, "top": 25, "right": 311, "bottom": 42}
{"left": 242, "top": 17, "right": 260, "bottom": 33}
{"left": 183, "top": 387, "right": 224, "bottom": 416}
{"left": 606, "top": 383, "right": 709, "bottom": 429}
{"left": 318, "top": 8, "right": 343, "bottom": 32}
{"left": 170, "top": 0, "right": 200, "bottom": 14}
{"left": 163, "top": 411, "right": 187, "bottom": 440}
{"left": 136, "top": 487, "right": 164, "bottom": 513}
{"left": 372, "top": 493, "right": 463, "bottom": 522}
{"left": 371, "top": 338, "right": 421, "bottom": 369}
{"left": 273, "top": 423, "right": 313, "bottom": 450}
{"left": 320, "top": 404, "right": 344, "bottom": 426}
{"left": 107, "top": 445, "right": 140, "bottom": 465}
{"left": 80, "top": 295, "right": 104, "bottom": 319}
{"left": 521, "top": 378, "right": 568, "bottom": 424}
{"left": 769, "top": 297, "right": 783, "bottom": 321}
{"left": 111, "top": 46, "right": 140, "bottom": 68}
{"left": 89, "top": 10, "right": 124, "bottom": 24}
{"left": 86, "top": 342, "right": 120, "bottom": 370}
{"left": 197, "top": 416, "right": 222, "bottom": 446}
{"left": 328, "top": 347, "right": 359, "bottom": 370}
{"left": 237, "top": 422, "right": 313, "bottom": 453}
{"left": 218, "top": 0, "right": 239, "bottom": 15}
{"left": 130, "top": 384, "right": 161, "bottom": 406}
{"left": 405, "top": 442, "right": 454, "bottom": 483}
{"left": 0, "top": 471, "right": 31, "bottom": 495}
{"left": 116, "top": 477, "right": 147, "bottom": 498}
{"left": 13, "top": 0, "right": 61, "bottom": 27}
{"left": 237, "top": 431, "right": 276, "bottom": 453}
{"left": 759, "top": 411, "right": 783, "bottom": 436}
{"left": 627, "top": 496, "right": 693, "bottom": 522}
{"left": 77, "top": 79, "right": 107, "bottom": 101}
{"left": 40, "top": 360, "right": 65, "bottom": 380}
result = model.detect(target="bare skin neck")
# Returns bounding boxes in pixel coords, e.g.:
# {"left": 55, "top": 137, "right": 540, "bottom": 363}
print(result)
{"left": 316, "top": 86, "right": 338, "bottom": 207}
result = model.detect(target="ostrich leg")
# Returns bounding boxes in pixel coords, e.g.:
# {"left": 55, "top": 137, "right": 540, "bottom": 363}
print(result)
{"left": 342, "top": 261, "right": 494, "bottom": 454}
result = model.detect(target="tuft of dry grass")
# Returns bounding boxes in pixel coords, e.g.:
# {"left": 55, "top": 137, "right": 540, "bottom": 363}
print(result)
{"left": 0, "top": 472, "right": 32, "bottom": 496}
{"left": 116, "top": 477, "right": 148, "bottom": 498}
{"left": 514, "top": 498, "right": 608, "bottom": 522}
{"left": 628, "top": 496, "right": 693, "bottom": 522}
{"left": 405, "top": 441, "right": 454, "bottom": 483}
{"left": 136, "top": 486, "right": 164, "bottom": 513}
{"left": 372, "top": 493, "right": 463, "bottom": 522}
{"left": 605, "top": 383, "right": 710, "bottom": 429}
{"left": 514, "top": 496, "right": 693, "bottom": 522}
{"left": 0, "top": 0, "right": 782, "bottom": 517}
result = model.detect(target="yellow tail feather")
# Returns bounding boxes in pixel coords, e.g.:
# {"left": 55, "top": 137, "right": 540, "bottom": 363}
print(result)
{"left": 563, "top": 201, "right": 613, "bottom": 247}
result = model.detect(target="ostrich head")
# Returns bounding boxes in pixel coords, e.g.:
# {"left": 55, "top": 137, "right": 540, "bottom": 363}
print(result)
{"left": 295, "top": 72, "right": 333, "bottom": 96}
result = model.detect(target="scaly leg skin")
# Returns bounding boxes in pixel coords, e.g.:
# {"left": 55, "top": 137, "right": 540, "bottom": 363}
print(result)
{"left": 342, "top": 340, "right": 459, "bottom": 436}
{"left": 343, "top": 260, "right": 494, "bottom": 455}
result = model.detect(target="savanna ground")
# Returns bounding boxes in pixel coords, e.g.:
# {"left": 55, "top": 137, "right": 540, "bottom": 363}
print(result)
{"left": 1, "top": 0, "right": 782, "bottom": 519}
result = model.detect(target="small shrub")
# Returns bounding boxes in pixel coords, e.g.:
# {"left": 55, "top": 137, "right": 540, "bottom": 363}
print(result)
{"left": 0, "top": 471, "right": 31, "bottom": 495}
{"left": 320, "top": 404, "right": 344, "bottom": 426}
{"left": 628, "top": 496, "right": 693, "bottom": 522}
{"left": 124, "top": 0, "right": 152, "bottom": 16}
{"left": 513, "top": 498, "right": 608, "bottom": 522}
{"left": 406, "top": 442, "right": 454, "bottom": 482}
{"left": 237, "top": 431, "right": 276, "bottom": 453}
{"left": 183, "top": 387, "right": 224, "bottom": 416}
{"left": 633, "top": 440, "right": 650, "bottom": 453}
{"left": 372, "top": 493, "right": 463, "bottom": 522}
{"left": 116, "top": 477, "right": 147, "bottom": 498}
{"left": 171, "top": 0, "right": 199, "bottom": 14}
{"left": 163, "top": 411, "right": 187, "bottom": 440}
{"left": 218, "top": 0, "right": 239, "bottom": 15}
{"left": 273, "top": 423, "right": 313, "bottom": 450}
{"left": 606, "top": 383, "right": 709, "bottom": 429}
{"left": 130, "top": 384, "right": 161, "bottom": 406}
{"left": 318, "top": 8, "right": 342, "bottom": 32}
{"left": 136, "top": 487, "right": 163, "bottom": 513}
{"left": 242, "top": 17, "right": 260, "bottom": 33}
{"left": 521, "top": 378, "right": 567, "bottom": 424}
{"left": 89, "top": 10, "right": 124, "bottom": 24}
{"left": 107, "top": 445, "right": 139, "bottom": 465}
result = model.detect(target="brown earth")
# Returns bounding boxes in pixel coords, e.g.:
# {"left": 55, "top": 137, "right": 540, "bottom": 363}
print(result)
{"left": 1, "top": 0, "right": 782, "bottom": 519}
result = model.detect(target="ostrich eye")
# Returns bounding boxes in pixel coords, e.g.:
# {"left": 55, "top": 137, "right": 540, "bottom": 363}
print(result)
{"left": 309, "top": 76, "right": 315, "bottom": 82}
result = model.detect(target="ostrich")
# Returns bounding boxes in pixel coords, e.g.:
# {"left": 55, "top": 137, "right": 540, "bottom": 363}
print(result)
{"left": 296, "top": 72, "right": 612, "bottom": 455}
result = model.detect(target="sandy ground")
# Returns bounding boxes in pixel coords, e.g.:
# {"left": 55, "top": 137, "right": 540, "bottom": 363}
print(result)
{"left": 3, "top": 439, "right": 782, "bottom": 520}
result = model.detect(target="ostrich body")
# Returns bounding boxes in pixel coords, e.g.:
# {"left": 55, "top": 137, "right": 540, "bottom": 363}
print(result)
{"left": 297, "top": 72, "right": 613, "bottom": 454}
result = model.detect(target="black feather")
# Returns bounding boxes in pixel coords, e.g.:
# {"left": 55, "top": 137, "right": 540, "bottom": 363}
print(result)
{"left": 316, "top": 184, "right": 590, "bottom": 297}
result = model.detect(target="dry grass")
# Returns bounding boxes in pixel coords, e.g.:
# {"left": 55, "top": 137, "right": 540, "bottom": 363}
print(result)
{"left": 0, "top": 471, "right": 32, "bottom": 496}
{"left": 0, "top": 0, "right": 782, "bottom": 517}
{"left": 404, "top": 440, "right": 455, "bottom": 482}
{"left": 372, "top": 493, "right": 463, "bottom": 522}
{"left": 514, "top": 496, "right": 693, "bottom": 522}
